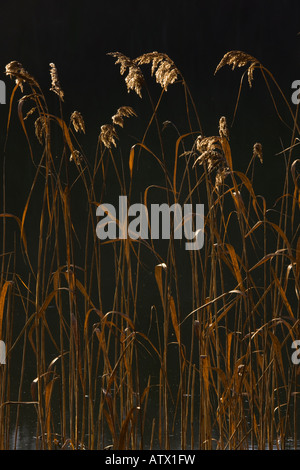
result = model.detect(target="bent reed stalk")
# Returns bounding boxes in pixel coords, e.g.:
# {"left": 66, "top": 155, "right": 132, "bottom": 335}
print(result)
{"left": 0, "top": 50, "right": 299, "bottom": 450}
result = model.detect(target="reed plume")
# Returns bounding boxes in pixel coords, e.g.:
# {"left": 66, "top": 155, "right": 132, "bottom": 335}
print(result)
{"left": 253, "top": 142, "right": 263, "bottom": 163}
{"left": 71, "top": 111, "right": 85, "bottom": 133}
{"left": 49, "top": 62, "right": 64, "bottom": 101}
{"left": 2, "top": 49, "right": 299, "bottom": 451}
{"left": 215, "top": 50, "right": 260, "bottom": 87}
{"left": 23, "top": 106, "right": 37, "bottom": 120}
{"left": 34, "top": 115, "right": 48, "bottom": 144}
{"left": 193, "top": 117, "right": 231, "bottom": 190}
{"left": 193, "top": 136, "right": 224, "bottom": 170}
{"left": 5, "top": 60, "right": 38, "bottom": 91}
{"left": 99, "top": 123, "right": 118, "bottom": 148}
{"left": 69, "top": 149, "right": 83, "bottom": 164}
{"left": 218, "top": 115, "right": 229, "bottom": 139}
{"left": 135, "top": 52, "right": 180, "bottom": 90}
{"left": 99, "top": 106, "right": 137, "bottom": 148}
{"left": 108, "top": 52, "right": 144, "bottom": 98}
{"left": 193, "top": 135, "right": 230, "bottom": 190}
{"left": 111, "top": 106, "right": 137, "bottom": 128}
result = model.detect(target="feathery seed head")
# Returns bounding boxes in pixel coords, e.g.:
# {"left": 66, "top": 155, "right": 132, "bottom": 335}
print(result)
{"left": 71, "top": 111, "right": 85, "bottom": 133}
{"left": 219, "top": 116, "right": 229, "bottom": 139}
{"left": 24, "top": 107, "right": 37, "bottom": 120}
{"left": 215, "top": 167, "right": 231, "bottom": 191}
{"left": 135, "top": 52, "right": 180, "bottom": 90}
{"left": 99, "top": 124, "right": 118, "bottom": 149}
{"left": 49, "top": 62, "right": 64, "bottom": 101}
{"left": 99, "top": 105, "right": 136, "bottom": 149}
{"left": 70, "top": 150, "right": 83, "bottom": 164}
{"left": 253, "top": 142, "right": 263, "bottom": 164}
{"left": 34, "top": 116, "right": 48, "bottom": 144}
{"left": 111, "top": 106, "right": 137, "bottom": 128}
{"left": 5, "top": 61, "right": 38, "bottom": 91}
{"left": 108, "top": 52, "right": 144, "bottom": 98}
{"left": 215, "top": 50, "right": 260, "bottom": 87}
{"left": 18, "top": 95, "right": 37, "bottom": 120}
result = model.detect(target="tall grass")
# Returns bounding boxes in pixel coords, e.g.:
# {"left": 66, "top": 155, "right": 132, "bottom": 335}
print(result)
{"left": 0, "top": 50, "right": 299, "bottom": 450}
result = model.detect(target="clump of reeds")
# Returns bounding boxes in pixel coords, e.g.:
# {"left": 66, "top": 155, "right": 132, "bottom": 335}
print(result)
{"left": 0, "top": 48, "right": 299, "bottom": 452}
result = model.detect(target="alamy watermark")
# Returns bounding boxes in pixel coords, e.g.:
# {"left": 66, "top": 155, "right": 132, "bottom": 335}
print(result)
{"left": 0, "top": 341, "right": 6, "bottom": 365}
{"left": 291, "top": 340, "right": 300, "bottom": 365}
{"left": 291, "top": 80, "right": 300, "bottom": 105}
{"left": 96, "top": 196, "right": 204, "bottom": 250}
{"left": 0, "top": 80, "right": 6, "bottom": 104}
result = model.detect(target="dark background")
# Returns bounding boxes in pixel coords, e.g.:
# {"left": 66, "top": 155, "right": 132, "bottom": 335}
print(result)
{"left": 1, "top": 0, "right": 300, "bottom": 206}
{"left": 1, "top": 0, "right": 300, "bottom": 196}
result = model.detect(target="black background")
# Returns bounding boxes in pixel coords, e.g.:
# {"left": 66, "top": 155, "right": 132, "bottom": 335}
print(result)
{"left": 1, "top": 0, "right": 300, "bottom": 206}
{"left": 1, "top": 0, "right": 300, "bottom": 193}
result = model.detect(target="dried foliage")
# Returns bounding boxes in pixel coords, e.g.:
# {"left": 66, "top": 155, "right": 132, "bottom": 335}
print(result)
{"left": 5, "top": 60, "right": 38, "bottom": 91}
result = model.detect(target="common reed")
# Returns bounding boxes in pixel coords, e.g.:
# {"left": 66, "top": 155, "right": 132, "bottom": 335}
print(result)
{"left": 0, "top": 49, "right": 299, "bottom": 451}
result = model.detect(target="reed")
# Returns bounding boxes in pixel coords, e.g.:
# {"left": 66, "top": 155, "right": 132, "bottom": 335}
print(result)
{"left": 0, "top": 49, "right": 299, "bottom": 450}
